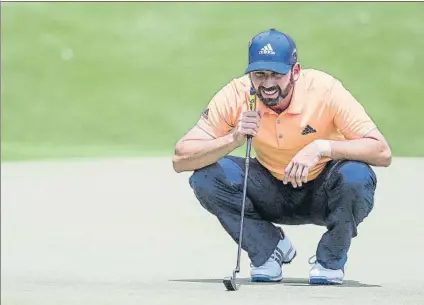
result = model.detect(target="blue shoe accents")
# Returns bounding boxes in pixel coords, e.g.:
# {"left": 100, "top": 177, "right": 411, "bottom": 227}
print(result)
{"left": 309, "top": 277, "right": 343, "bottom": 285}
{"left": 251, "top": 272, "right": 283, "bottom": 282}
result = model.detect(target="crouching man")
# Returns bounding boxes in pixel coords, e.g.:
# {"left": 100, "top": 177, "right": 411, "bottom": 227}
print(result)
{"left": 172, "top": 28, "right": 392, "bottom": 285}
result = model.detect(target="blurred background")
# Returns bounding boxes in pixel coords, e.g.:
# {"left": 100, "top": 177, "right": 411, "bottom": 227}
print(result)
{"left": 1, "top": 2, "right": 424, "bottom": 161}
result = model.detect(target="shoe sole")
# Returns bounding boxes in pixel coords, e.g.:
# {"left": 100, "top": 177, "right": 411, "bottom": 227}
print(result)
{"left": 251, "top": 273, "right": 283, "bottom": 282}
{"left": 309, "top": 277, "right": 343, "bottom": 285}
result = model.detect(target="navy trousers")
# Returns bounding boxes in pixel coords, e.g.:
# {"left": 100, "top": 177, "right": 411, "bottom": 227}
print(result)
{"left": 189, "top": 155, "right": 377, "bottom": 270}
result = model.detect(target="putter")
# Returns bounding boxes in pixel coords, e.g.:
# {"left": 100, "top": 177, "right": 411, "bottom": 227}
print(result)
{"left": 223, "top": 88, "right": 256, "bottom": 291}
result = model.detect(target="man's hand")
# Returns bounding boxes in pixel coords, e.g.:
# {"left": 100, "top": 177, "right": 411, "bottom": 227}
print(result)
{"left": 283, "top": 140, "right": 331, "bottom": 188}
{"left": 232, "top": 110, "right": 263, "bottom": 146}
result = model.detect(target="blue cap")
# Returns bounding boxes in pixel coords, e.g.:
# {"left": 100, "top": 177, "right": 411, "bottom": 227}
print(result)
{"left": 245, "top": 29, "right": 298, "bottom": 75}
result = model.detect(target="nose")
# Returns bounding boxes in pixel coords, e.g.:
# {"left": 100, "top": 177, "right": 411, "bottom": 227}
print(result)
{"left": 258, "top": 74, "right": 277, "bottom": 88}
{"left": 262, "top": 78, "right": 276, "bottom": 88}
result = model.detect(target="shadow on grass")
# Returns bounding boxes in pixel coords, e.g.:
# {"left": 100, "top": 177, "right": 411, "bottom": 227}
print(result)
{"left": 170, "top": 277, "right": 381, "bottom": 288}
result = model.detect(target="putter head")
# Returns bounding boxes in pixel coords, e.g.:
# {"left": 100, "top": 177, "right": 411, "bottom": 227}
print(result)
{"left": 223, "top": 276, "right": 238, "bottom": 291}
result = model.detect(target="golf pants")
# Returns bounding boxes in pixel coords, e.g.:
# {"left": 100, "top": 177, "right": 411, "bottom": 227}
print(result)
{"left": 189, "top": 155, "right": 377, "bottom": 270}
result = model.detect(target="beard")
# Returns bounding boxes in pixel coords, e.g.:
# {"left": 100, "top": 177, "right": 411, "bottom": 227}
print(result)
{"left": 256, "top": 75, "right": 295, "bottom": 107}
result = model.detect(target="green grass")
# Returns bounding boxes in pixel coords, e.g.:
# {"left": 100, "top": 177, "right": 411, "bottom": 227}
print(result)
{"left": 2, "top": 2, "right": 424, "bottom": 161}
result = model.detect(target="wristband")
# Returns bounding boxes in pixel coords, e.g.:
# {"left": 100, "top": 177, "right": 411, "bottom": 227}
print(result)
{"left": 316, "top": 140, "right": 332, "bottom": 157}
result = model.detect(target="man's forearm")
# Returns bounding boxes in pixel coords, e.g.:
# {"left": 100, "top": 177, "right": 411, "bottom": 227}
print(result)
{"left": 172, "top": 133, "right": 242, "bottom": 173}
{"left": 317, "top": 138, "right": 392, "bottom": 167}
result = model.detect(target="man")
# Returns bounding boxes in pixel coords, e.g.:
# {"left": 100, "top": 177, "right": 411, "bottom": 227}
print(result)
{"left": 172, "top": 28, "right": 392, "bottom": 285}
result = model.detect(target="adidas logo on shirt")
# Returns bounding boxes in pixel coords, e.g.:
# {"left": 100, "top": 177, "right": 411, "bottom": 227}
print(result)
{"left": 259, "top": 43, "right": 276, "bottom": 55}
{"left": 301, "top": 125, "right": 316, "bottom": 135}
{"left": 202, "top": 108, "right": 209, "bottom": 120}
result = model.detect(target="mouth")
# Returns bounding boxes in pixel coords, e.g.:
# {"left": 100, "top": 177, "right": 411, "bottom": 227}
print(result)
{"left": 261, "top": 88, "right": 279, "bottom": 99}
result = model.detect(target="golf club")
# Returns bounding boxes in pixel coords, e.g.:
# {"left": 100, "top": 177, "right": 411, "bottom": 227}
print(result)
{"left": 223, "top": 87, "right": 256, "bottom": 291}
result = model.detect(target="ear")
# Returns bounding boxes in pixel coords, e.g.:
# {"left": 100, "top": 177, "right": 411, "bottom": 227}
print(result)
{"left": 292, "top": 62, "right": 301, "bottom": 81}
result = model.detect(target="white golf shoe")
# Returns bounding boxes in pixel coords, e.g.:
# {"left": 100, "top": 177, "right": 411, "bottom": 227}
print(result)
{"left": 308, "top": 256, "right": 344, "bottom": 285}
{"left": 250, "top": 231, "right": 296, "bottom": 282}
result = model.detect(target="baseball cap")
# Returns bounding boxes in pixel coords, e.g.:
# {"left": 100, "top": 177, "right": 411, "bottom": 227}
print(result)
{"left": 245, "top": 28, "right": 298, "bottom": 75}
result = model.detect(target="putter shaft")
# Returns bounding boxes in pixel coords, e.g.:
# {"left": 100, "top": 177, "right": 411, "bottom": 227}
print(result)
{"left": 227, "top": 136, "right": 252, "bottom": 289}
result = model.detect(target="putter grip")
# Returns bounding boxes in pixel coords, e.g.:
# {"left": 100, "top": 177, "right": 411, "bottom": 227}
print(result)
{"left": 245, "top": 136, "right": 252, "bottom": 160}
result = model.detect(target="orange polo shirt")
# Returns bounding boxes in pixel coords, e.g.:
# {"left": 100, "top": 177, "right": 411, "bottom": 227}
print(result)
{"left": 196, "top": 69, "right": 377, "bottom": 181}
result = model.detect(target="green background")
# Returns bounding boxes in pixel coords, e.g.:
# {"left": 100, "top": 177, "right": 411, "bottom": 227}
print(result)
{"left": 2, "top": 2, "right": 424, "bottom": 161}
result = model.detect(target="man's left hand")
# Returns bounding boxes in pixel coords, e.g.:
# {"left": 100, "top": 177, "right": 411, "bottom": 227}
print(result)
{"left": 283, "top": 140, "right": 331, "bottom": 188}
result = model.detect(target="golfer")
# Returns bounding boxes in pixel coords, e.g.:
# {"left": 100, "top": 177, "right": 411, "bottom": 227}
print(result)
{"left": 172, "top": 28, "right": 392, "bottom": 285}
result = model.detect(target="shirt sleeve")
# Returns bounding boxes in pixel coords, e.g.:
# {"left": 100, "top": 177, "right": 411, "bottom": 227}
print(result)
{"left": 328, "top": 79, "right": 377, "bottom": 139}
{"left": 196, "top": 81, "right": 242, "bottom": 138}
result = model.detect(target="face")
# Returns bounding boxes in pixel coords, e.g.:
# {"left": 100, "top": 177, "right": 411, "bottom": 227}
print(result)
{"left": 250, "top": 63, "right": 300, "bottom": 107}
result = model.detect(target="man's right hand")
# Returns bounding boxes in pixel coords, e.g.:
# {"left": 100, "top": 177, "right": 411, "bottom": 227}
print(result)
{"left": 233, "top": 110, "right": 263, "bottom": 146}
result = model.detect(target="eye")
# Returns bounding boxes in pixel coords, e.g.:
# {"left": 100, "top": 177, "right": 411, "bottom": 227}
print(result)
{"left": 254, "top": 72, "right": 265, "bottom": 78}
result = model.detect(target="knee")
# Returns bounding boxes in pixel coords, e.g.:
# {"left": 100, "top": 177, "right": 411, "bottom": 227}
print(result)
{"left": 331, "top": 161, "right": 377, "bottom": 193}
{"left": 189, "top": 164, "right": 219, "bottom": 200}
{"left": 189, "top": 157, "right": 244, "bottom": 210}
{"left": 189, "top": 157, "right": 243, "bottom": 194}
{"left": 329, "top": 161, "right": 377, "bottom": 218}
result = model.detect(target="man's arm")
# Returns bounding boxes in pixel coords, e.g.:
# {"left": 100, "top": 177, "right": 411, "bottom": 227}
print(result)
{"left": 324, "top": 80, "right": 392, "bottom": 167}
{"left": 172, "top": 126, "right": 242, "bottom": 173}
{"left": 316, "top": 129, "right": 392, "bottom": 167}
{"left": 172, "top": 80, "right": 259, "bottom": 173}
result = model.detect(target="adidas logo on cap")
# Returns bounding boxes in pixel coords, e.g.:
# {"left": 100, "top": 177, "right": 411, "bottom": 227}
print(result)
{"left": 259, "top": 43, "right": 275, "bottom": 55}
